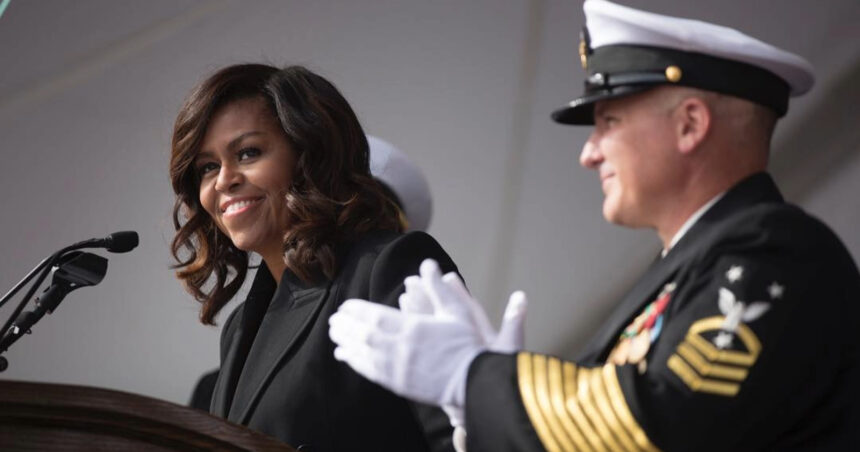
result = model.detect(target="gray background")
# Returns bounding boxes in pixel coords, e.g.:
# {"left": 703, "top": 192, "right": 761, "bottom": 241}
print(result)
{"left": 0, "top": 0, "right": 858, "bottom": 405}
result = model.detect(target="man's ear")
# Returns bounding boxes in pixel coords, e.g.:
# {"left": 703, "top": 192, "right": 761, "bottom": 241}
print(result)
{"left": 675, "top": 96, "right": 711, "bottom": 155}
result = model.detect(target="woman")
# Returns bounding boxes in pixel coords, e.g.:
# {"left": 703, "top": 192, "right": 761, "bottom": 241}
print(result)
{"left": 169, "top": 64, "right": 457, "bottom": 452}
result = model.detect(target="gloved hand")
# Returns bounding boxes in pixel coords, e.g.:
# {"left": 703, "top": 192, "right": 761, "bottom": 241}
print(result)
{"left": 329, "top": 260, "right": 483, "bottom": 407}
{"left": 396, "top": 262, "right": 527, "bottom": 429}
{"left": 328, "top": 258, "right": 528, "bottom": 413}
{"left": 398, "top": 270, "right": 527, "bottom": 354}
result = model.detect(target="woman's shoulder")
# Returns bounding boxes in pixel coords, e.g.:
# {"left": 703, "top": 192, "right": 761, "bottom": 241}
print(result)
{"left": 336, "top": 230, "right": 458, "bottom": 298}
{"left": 348, "top": 230, "right": 450, "bottom": 264}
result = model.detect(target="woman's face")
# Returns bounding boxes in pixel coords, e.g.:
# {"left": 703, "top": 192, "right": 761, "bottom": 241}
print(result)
{"left": 195, "top": 97, "right": 296, "bottom": 262}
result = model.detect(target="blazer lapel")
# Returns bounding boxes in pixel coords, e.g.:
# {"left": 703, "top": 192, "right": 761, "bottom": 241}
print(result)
{"left": 210, "top": 311, "right": 243, "bottom": 417}
{"left": 228, "top": 275, "right": 332, "bottom": 424}
{"left": 211, "top": 267, "right": 276, "bottom": 418}
{"left": 575, "top": 172, "right": 783, "bottom": 364}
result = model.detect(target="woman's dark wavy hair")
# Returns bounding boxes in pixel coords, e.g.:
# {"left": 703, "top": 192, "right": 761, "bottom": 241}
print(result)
{"left": 170, "top": 64, "right": 404, "bottom": 325}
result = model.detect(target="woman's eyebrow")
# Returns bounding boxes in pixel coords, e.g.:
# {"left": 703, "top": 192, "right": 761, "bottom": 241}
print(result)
{"left": 196, "top": 131, "right": 264, "bottom": 162}
{"left": 226, "top": 131, "right": 263, "bottom": 150}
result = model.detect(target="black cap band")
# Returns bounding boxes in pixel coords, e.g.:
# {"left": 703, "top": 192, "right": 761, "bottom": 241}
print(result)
{"left": 553, "top": 44, "right": 791, "bottom": 125}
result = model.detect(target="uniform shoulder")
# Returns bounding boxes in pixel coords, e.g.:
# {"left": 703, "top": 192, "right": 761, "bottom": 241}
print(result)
{"left": 720, "top": 201, "right": 852, "bottom": 260}
{"left": 692, "top": 201, "right": 860, "bottom": 301}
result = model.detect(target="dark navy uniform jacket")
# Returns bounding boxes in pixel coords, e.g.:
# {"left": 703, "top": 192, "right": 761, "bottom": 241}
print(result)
{"left": 210, "top": 231, "right": 457, "bottom": 452}
{"left": 466, "top": 173, "right": 860, "bottom": 451}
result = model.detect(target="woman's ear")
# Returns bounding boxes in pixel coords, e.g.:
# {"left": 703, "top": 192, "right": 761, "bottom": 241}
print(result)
{"left": 675, "top": 96, "right": 711, "bottom": 155}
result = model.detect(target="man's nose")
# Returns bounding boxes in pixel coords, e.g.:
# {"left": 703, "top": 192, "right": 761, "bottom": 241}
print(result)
{"left": 579, "top": 135, "right": 603, "bottom": 169}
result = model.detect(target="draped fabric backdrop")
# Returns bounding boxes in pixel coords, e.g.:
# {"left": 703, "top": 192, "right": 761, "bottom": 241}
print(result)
{"left": 0, "top": 0, "right": 857, "bottom": 404}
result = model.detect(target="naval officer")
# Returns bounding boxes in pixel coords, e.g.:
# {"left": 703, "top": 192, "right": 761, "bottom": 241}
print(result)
{"left": 329, "top": 1, "right": 860, "bottom": 450}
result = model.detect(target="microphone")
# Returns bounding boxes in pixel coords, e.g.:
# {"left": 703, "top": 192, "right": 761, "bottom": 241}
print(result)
{"left": 0, "top": 231, "right": 137, "bottom": 311}
{"left": 103, "top": 230, "right": 139, "bottom": 253}
{"left": 69, "top": 231, "right": 139, "bottom": 254}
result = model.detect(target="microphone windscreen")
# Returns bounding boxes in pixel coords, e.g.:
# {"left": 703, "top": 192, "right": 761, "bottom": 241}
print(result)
{"left": 106, "top": 231, "right": 139, "bottom": 253}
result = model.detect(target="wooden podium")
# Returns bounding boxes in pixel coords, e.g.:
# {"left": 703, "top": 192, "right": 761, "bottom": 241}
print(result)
{"left": 0, "top": 380, "right": 294, "bottom": 451}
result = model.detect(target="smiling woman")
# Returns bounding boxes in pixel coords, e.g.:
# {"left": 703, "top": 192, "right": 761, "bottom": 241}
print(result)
{"left": 168, "top": 64, "right": 459, "bottom": 451}
{"left": 195, "top": 98, "right": 297, "bottom": 280}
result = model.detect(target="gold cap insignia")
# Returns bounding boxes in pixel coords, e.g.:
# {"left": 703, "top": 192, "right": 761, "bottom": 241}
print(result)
{"left": 579, "top": 38, "right": 588, "bottom": 69}
{"left": 579, "top": 27, "right": 592, "bottom": 69}
{"left": 665, "top": 65, "right": 682, "bottom": 83}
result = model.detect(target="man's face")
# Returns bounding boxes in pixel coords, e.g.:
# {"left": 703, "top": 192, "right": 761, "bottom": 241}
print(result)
{"left": 579, "top": 89, "right": 681, "bottom": 229}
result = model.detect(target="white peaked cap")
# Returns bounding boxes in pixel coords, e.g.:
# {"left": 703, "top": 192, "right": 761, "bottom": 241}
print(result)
{"left": 553, "top": 0, "right": 815, "bottom": 124}
{"left": 585, "top": 0, "right": 814, "bottom": 95}
{"left": 367, "top": 135, "right": 433, "bottom": 232}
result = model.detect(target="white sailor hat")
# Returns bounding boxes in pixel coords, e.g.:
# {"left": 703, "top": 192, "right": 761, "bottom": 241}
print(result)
{"left": 368, "top": 135, "right": 433, "bottom": 231}
{"left": 552, "top": 0, "right": 815, "bottom": 125}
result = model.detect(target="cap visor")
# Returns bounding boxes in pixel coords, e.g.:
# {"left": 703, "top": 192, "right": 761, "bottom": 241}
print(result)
{"left": 551, "top": 85, "right": 653, "bottom": 125}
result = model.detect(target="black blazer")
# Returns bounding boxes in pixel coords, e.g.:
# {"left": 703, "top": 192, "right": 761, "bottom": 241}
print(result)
{"left": 210, "top": 231, "right": 458, "bottom": 452}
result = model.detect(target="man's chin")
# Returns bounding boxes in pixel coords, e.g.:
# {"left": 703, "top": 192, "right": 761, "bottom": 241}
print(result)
{"left": 602, "top": 202, "right": 643, "bottom": 229}
{"left": 602, "top": 200, "right": 621, "bottom": 225}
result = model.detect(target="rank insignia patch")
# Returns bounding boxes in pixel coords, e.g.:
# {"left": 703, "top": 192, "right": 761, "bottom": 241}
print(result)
{"left": 668, "top": 283, "right": 775, "bottom": 397}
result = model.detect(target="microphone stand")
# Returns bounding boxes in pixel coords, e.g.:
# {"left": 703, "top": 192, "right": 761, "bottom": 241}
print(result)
{"left": 0, "top": 254, "right": 56, "bottom": 311}
{"left": 0, "top": 239, "right": 118, "bottom": 372}
{"left": 0, "top": 254, "right": 59, "bottom": 350}
{"left": 0, "top": 261, "right": 53, "bottom": 372}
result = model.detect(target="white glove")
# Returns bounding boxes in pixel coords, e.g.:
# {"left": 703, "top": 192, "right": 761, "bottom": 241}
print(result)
{"left": 396, "top": 262, "right": 527, "bottom": 429}
{"left": 329, "top": 259, "right": 528, "bottom": 412}
{"left": 398, "top": 273, "right": 527, "bottom": 353}
{"left": 329, "top": 261, "right": 482, "bottom": 406}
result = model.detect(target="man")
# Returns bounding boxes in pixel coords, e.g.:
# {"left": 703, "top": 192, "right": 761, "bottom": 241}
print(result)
{"left": 328, "top": 1, "right": 860, "bottom": 450}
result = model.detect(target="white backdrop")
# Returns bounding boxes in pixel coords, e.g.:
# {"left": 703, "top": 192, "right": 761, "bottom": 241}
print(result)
{"left": 0, "top": 0, "right": 857, "bottom": 404}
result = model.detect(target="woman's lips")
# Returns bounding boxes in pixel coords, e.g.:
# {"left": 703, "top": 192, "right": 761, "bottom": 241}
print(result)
{"left": 221, "top": 197, "right": 263, "bottom": 218}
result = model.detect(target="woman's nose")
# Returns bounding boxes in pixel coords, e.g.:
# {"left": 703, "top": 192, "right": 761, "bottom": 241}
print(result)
{"left": 214, "top": 164, "right": 242, "bottom": 193}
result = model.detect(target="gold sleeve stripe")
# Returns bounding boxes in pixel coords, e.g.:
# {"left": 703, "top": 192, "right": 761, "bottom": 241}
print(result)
{"left": 563, "top": 362, "right": 605, "bottom": 451}
{"left": 676, "top": 342, "right": 748, "bottom": 381}
{"left": 518, "top": 352, "right": 660, "bottom": 452}
{"left": 667, "top": 354, "right": 740, "bottom": 396}
{"left": 518, "top": 352, "right": 563, "bottom": 452}
{"left": 576, "top": 366, "right": 625, "bottom": 451}
{"left": 548, "top": 358, "right": 595, "bottom": 452}
{"left": 533, "top": 354, "right": 579, "bottom": 451}
{"left": 602, "top": 365, "right": 660, "bottom": 452}
{"left": 588, "top": 366, "right": 638, "bottom": 451}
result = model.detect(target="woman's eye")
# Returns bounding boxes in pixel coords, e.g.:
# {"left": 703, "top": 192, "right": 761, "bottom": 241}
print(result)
{"left": 238, "top": 147, "right": 261, "bottom": 161}
{"left": 197, "top": 162, "right": 219, "bottom": 176}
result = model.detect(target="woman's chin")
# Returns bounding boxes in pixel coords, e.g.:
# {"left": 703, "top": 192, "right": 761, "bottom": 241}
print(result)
{"left": 224, "top": 234, "right": 256, "bottom": 252}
